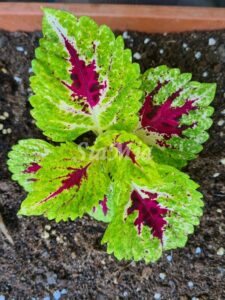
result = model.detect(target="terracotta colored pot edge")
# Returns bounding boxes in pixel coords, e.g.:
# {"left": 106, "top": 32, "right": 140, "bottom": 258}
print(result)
{"left": 1, "top": 3, "right": 225, "bottom": 33}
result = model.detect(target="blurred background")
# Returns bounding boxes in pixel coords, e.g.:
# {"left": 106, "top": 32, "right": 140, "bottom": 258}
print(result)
{"left": 1, "top": 0, "right": 225, "bottom": 7}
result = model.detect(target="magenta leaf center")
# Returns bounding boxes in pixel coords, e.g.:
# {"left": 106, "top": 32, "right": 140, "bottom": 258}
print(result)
{"left": 127, "top": 189, "right": 169, "bottom": 242}
{"left": 140, "top": 83, "right": 197, "bottom": 142}
{"left": 38, "top": 163, "right": 90, "bottom": 205}
{"left": 23, "top": 162, "right": 41, "bottom": 174}
{"left": 61, "top": 35, "right": 107, "bottom": 110}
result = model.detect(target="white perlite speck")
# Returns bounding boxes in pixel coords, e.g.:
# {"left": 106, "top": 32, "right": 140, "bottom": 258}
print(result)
{"left": 3, "top": 111, "right": 9, "bottom": 118}
{"left": 221, "top": 109, "right": 225, "bottom": 115}
{"left": 182, "top": 43, "right": 188, "bottom": 49}
{"left": 217, "top": 247, "right": 224, "bottom": 256}
{"left": 14, "top": 76, "right": 22, "bottom": 83}
{"left": 220, "top": 158, "right": 225, "bottom": 165}
{"left": 42, "top": 231, "right": 50, "bottom": 239}
{"left": 133, "top": 52, "right": 141, "bottom": 60}
{"left": 213, "top": 172, "right": 220, "bottom": 178}
{"left": 188, "top": 281, "right": 194, "bottom": 289}
{"left": 122, "top": 31, "right": 130, "bottom": 39}
{"left": 159, "top": 49, "right": 164, "bottom": 54}
{"left": 154, "top": 293, "right": 161, "bottom": 300}
{"left": 16, "top": 46, "right": 24, "bottom": 52}
{"left": 208, "top": 37, "right": 216, "bottom": 46}
{"left": 159, "top": 273, "right": 166, "bottom": 280}
{"left": 144, "top": 38, "right": 150, "bottom": 44}
{"left": 195, "top": 51, "right": 202, "bottom": 60}
{"left": 202, "top": 71, "right": 208, "bottom": 77}
{"left": 217, "top": 119, "right": 225, "bottom": 126}
{"left": 166, "top": 254, "right": 172, "bottom": 262}
{"left": 0, "top": 124, "right": 3, "bottom": 130}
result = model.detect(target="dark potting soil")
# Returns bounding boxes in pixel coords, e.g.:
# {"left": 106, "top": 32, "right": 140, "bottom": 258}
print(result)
{"left": 0, "top": 29, "right": 225, "bottom": 300}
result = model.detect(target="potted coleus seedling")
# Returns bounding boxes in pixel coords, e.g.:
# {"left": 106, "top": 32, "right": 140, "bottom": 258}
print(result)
{"left": 7, "top": 8, "right": 216, "bottom": 263}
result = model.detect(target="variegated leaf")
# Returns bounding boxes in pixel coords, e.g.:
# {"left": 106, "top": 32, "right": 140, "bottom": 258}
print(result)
{"left": 18, "top": 142, "right": 111, "bottom": 222}
{"left": 30, "top": 8, "right": 142, "bottom": 142}
{"left": 102, "top": 163, "right": 203, "bottom": 262}
{"left": 136, "top": 65, "right": 216, "bottom": 168}
{"left": 7, "top": 139, "right": 54, "bottom": 192}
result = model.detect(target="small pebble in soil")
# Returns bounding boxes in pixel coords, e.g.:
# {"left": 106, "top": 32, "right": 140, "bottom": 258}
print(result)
{"left": 53, "top": 290, "right": 61, "bottom": 300}
{"left": 188, "top": 281, "right": 194, "bottom": 289}
{"left": 195, "top": 51, "right": 202, "bottom": 60}
{"left": 202, "top": 71, "right": 208, "bottom": 77}
{"left": 154, "top": 292, "right": 161, "bottom": 300}
{"left": 166, "top": 254, "right": 173, "bottom": 262}
{"left": 45, "top": 224, "right": 51, "bottom": 231}
{"left": 217, "top": 119, "right": 225, "bottom": 126}
{"left": 41, "top": 231, "right": 50, "bottom": 239}
{"left": 217, "top": 208, "right": 222, "bottom": 213}
{"left": 16, "top": 46, "right": 24, "bottom": 52}
{"left": 208, "top": 37, "right": 216, "bottom": 46}
{"left": 217, "top": 247, "right": 224, "bottom": 256}
{"left": 61, "top": 289, "right": 67, "bottom": 295}
{"left": 1, "top": 68, "right": 7, "bottom": 74}
{"left": 144, "top": 37, "right": 150, "bottom": 44}
{"left": 123, "top": 291, "right": 129, "bottom": 297}
{"left": 159, "top": 49, "right": 164, "bottom": 54}
{"left": 213, "top": 172, "right": 220, "bottom": 177}
{"left": 14, "top": 75, "right": 22, "bottom": 83}
{"left": 220, "top": 158, "right": 225, "bottom": 165}
{"left": 159, "top": 273, "right": 166, "bottom": 280}
{"left": 47, "top": 273, "right": 57, "bottom": 285}
{"left": 3, "top": 112, "right": 9, "bottom": 118}
{"left": 2, "top": 129, "right": 7, "bottom": 135}
{"left": 6, "top": 128, "right": 12, "bottom": 134}
{"left": 195, "top": 247, "right": 202, "bottom": 255}
{"left": 0, "top": 123, "right": 3, "bottom": 130}
{"left": 221, "top": 109, "right": 225, "bottom": 115}
{"left": 182, "top": 42, "right": 188, "bottom": 49}
{"left": 133, "top": 52, "right": 142, "bottom": 60}
{"left": 122, "top": 31, "right": 130, "bottom": 39}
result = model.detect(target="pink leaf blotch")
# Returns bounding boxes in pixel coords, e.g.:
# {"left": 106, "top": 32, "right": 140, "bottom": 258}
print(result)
{"left": 114, "top": 141, "right": 138, "bottom": 165}
{"left": 92, "top": 195, "right": 108, "bottom": 216}
{"left": 61, "top": 35, "right": 106, "bottom": 110}
{"left": 38, "top": 163, "right": 90, "bottom": 205}
{"left": 99, "top": 196, "right": 108, "bottom": 216}
{"left": 140, "top": 82, "right": 197, "bottom": 146}
{"left": 127, "top": 189, "right": 169, "bottom": 242}
{"left": 23, "top": 162, "right": 41, "bottom": 174}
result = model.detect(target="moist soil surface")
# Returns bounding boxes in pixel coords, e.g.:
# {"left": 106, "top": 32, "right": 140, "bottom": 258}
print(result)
{"left": 0, "top": 29, "right": 225, "bottom": 300}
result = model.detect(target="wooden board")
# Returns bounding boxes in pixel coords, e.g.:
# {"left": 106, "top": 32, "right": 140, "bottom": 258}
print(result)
{"left": 1, "top": 3, "right": 225, "bottom": 33}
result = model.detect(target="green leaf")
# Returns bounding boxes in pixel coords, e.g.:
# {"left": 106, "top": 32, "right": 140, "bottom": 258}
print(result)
{"left": 18, "top": 142, "right": 111, "bottom": 222}
{"left": 89, "top": 130, "right": 153, "bottom": 222}
{"left": 30, "top": 8, "right": 142, "bottom": 142}
{"left": 136, "top": 65, "right": 216, "bottom": 168}
{"left": 102, "top": 162, "right": 203, "bottom": 262}
{"left": 7, "top": 139, "right": 54, "bottom": 192}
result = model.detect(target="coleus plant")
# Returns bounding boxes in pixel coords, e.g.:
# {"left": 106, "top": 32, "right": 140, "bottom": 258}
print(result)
{"left": 7, "top": 8, "right": 216, "bottom": 263}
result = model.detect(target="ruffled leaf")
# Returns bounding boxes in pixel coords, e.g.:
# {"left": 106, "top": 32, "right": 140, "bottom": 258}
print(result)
{"left": 18, "top": 143, "right": 111, "bottom": 222}
{"left": 136, "top": 65, "right": 216, "bottom": 168}
{"left": 30, "top": 8, "right": 142, "bottom": 142}
{"left": 102, "top": 163, "right": 203, "bottom": 262}
{"left": 7, "top": 139, "right": 54, "bottom": 192}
